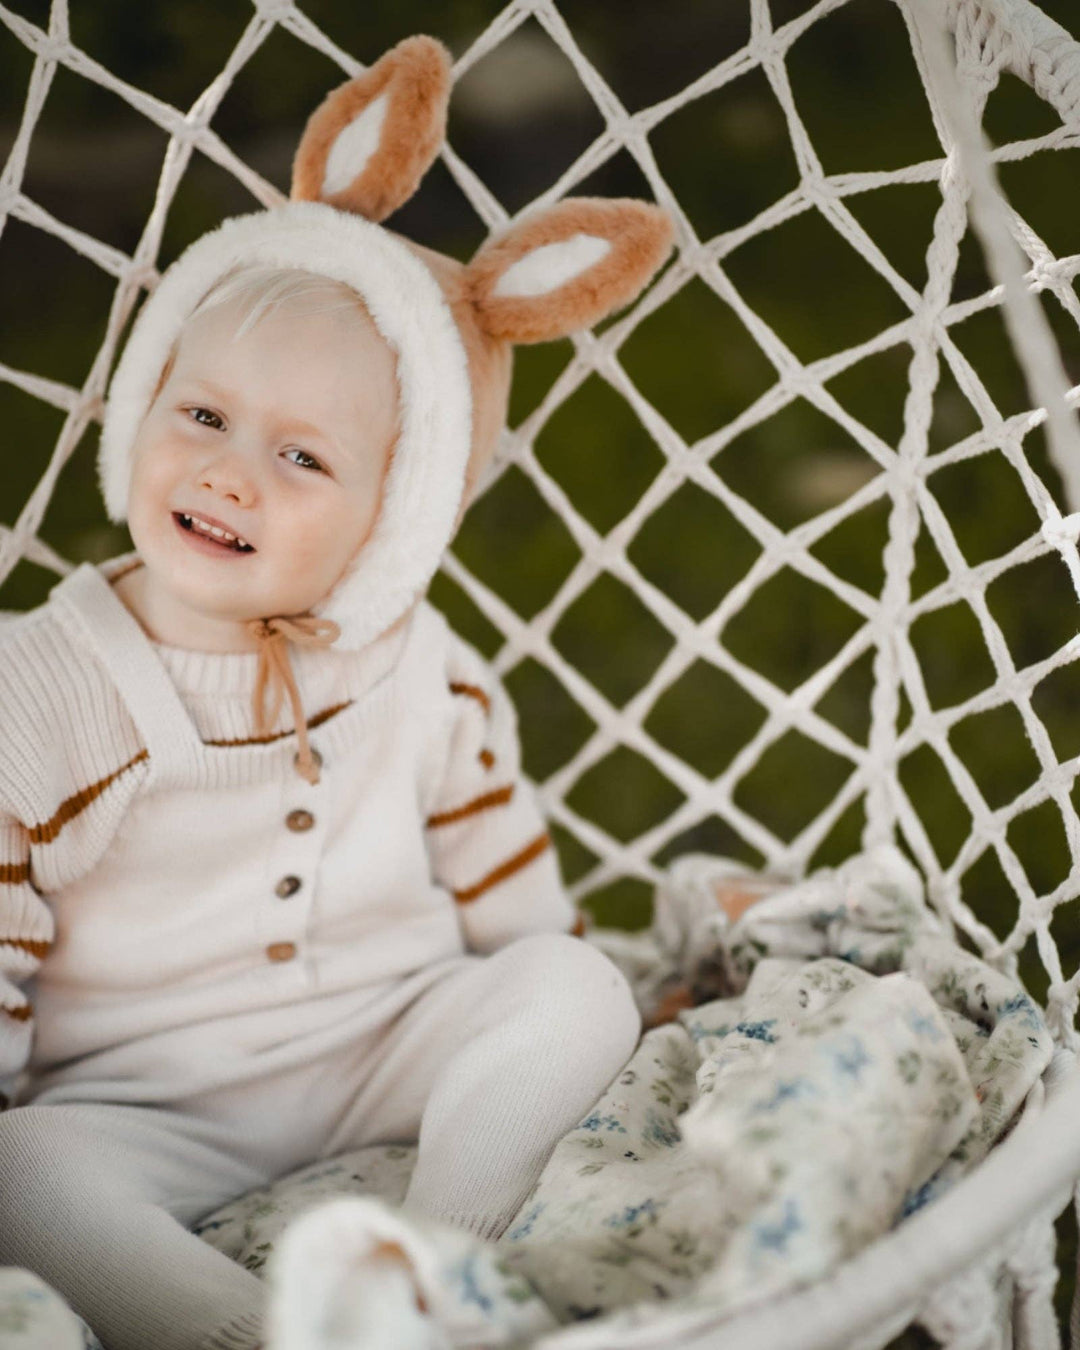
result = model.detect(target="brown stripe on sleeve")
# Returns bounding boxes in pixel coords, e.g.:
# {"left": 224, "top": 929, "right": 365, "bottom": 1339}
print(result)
{"left": 0, "top": 860, "right": 30, "bottom": 886}
{"left": 29, "top": 748, "right": 149, "bottom": 845}
{"left": 449, "top": 682, "right": 491, "bottom": 715}
{"left": 2, "top": 1005, "right": 31, "bottom": 1023}
{"left": 0, "top": 937, "right": 51, "bottom": 960}
{"left": 426, "top": 784, "right": 515, "bottom": 829}
{"left": 453, "top": 832, "right": 552, "bottom": 904}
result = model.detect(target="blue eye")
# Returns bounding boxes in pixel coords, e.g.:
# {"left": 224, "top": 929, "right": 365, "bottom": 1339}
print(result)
{"left": 284, "top": 448, "right": 325, "bottom": 473}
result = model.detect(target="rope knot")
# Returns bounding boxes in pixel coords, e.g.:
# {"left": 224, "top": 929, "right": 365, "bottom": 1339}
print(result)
{"left": 1041, "top": 514, "right": 1080, "bottom": 551}
{"left": 245, "top": 611, "right": 342, "bottom": 784}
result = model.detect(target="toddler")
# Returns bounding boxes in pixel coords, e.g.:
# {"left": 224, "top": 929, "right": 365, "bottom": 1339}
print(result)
{"left": 0, "top": 33, "right": 674, "bottom": 1350}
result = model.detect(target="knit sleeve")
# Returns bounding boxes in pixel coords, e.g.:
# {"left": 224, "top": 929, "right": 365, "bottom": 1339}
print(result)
{"left": 424, "top": 633, "right": 583, "bottom": 954}
{"left": 0, "top": 810, "right": 52, "bottom": 1109}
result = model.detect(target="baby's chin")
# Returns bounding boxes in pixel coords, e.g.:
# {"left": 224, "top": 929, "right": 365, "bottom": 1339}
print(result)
{"left": 215, "top": 598, "right": 314, "bottom": 628}
{"left": 186, "top": 576, "right": 332, "bottom": 619}
{"left": 141, "top": 527, "right": 342, "bottom": 620}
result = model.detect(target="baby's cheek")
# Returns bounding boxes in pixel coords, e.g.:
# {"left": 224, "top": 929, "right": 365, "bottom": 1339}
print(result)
{"left": 262, "top": 478, "right": 378, "bottom": 597}
{"left": 335, "top": 486, "right": 383, "bottom": 558}
{"left": 131, "top": 434, "right": 180, "bottom": 499}
{"left": 126, "top": 452, "right": 163, "bottom": 518}
{"left": 284, "top": 518, "right": 354, "bottom": 595}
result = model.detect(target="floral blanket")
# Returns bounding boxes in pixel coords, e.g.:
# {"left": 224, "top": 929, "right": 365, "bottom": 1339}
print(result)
{"left": 0, "top": 845, "right": 1055, "bottom": 1350}
{"left": 498, "top": 844, "right": 1053, "bottom": 1331}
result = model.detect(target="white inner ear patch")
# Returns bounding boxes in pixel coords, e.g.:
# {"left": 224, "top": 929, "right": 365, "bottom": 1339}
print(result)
{"left": 492, "top": 232, "right": 612, "bottom": 299}
{"left": 322, "top": 91, "right": 390, "bottom": 196}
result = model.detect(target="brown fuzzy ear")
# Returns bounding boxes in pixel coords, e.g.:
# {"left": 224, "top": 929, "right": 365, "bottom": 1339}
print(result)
{"left": 465, "top": 198, "right": 675, "bottom": 344}
{"left": 291, "top": 35, "right": 451, "bottom": 222}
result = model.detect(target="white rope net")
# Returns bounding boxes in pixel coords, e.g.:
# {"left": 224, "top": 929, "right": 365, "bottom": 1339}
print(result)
{"left": 2, "top": 0, "right": 1080, "bottom": 1055}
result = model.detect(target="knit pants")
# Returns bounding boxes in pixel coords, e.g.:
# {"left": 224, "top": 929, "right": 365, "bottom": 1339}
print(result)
{"left": 0, "top": 933, "right": 640, "bottom": 1350}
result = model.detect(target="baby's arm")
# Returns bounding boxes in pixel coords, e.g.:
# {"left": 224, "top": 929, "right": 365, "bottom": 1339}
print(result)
{"left": 424, "top": 631, "right": 580, "bottom": 953}
{"left": 0, "top": 811, "right": 53, "bottom": 1108}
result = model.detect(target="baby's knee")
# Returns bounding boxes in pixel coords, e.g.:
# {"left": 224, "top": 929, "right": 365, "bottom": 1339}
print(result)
{"left": 0, "top": 1103, "right": 133, "bottom": 1216}
{"left": 503, "top": 931, "right": 642, "bottom": 1063}
{"left": 0, "top": 1106, "right": 84, "bottom": 1258}
{"left": 0, "top": 1104, "right": 65, "bottom": 1176}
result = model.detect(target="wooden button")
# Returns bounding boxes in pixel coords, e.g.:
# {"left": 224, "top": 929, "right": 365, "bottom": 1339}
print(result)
{"left": 266, "top": 942, "right": 297, "bottom": 962}
{"left": 285, "top": 809, "right": 314, "bottom": 831}
{"left": 275, "top": 875, "right": 302, "bottom": 899}
{"left": 293, "top": 748, "right": 323, "bottom": 772}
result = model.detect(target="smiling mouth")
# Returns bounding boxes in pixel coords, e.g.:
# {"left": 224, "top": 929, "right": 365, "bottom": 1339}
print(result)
{"left": 173, "top": 512, "right": 256, "bottom": 554}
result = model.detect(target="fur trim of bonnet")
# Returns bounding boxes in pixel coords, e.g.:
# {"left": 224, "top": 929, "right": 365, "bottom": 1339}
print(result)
{"left": 97, "top": 200, "right": 472, "bottom": 656}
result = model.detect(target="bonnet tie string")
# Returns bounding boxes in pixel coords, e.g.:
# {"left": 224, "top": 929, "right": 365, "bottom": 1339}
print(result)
{"left": 244, "top": 614, "right": 341, "bottom": 786}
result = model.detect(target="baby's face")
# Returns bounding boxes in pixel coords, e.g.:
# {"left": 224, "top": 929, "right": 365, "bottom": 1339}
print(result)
{"left": 124, "top": 295, "right": 400, "bottom": 650}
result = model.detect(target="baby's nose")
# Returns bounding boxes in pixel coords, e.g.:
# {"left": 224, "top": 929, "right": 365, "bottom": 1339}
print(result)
{"left": 199, "top": 450, "right": 257, "bottom": 504}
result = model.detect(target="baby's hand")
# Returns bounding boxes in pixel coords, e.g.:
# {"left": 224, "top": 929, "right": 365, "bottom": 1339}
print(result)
{"left": 710, "top": 872, "right": 783, "bottom": 922}
{"left": 643, "top": 871, "right": 783, "bottom": 1029}
{"left": 643, "top": 980, "right": 695, "bottom": 1030}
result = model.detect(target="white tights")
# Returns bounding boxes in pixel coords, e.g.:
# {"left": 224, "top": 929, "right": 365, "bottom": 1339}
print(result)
{"left": 0, "top": 934, "right": 640, "bottom": 1350}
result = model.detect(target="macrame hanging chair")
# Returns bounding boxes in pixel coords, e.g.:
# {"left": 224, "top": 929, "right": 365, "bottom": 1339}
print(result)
{"left": 4, "top": 0, "right": 1080, "bottom": 1348}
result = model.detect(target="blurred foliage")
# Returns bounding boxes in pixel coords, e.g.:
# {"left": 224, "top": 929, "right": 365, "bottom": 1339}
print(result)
{"left": 3, "top": 0, "right": 1080, "bottom": 1335}
{"left": 2, "top": 1, "right": 1079, "bottom": 977}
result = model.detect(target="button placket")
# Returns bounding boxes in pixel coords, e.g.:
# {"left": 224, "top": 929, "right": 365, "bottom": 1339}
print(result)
{"left": 262, "top": 778, "right": 323, "bottom": 978}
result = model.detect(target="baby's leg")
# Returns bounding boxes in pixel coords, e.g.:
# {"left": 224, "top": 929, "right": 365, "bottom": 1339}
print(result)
{"left": 0, "top": 1099, "right": 269, "bottom": 1350}
{"left": 329, "top": 932, "right": 641, "bottom": 1241}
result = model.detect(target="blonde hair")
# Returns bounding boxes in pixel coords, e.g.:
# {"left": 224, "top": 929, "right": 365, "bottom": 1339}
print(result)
{"left": 148, "top": 265, "right": 388, "bottom": 405}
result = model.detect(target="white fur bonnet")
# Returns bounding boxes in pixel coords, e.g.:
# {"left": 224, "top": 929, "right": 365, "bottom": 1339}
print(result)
{"left": 97, "top": 200, "right": 473, "bottom": 657}
{"left": 94, "top": 34, "right": 674, "bottom": 785}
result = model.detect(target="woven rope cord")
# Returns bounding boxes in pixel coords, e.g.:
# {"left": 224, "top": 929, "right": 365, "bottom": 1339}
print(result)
{"left": 2, "top": 0, "right": 1080, "bottom": 1049}
{"left": 3, "top": 3, "right": 1080, "bottom": 1346}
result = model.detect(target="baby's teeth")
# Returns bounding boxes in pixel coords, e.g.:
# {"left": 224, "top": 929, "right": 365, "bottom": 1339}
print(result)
{"left": 179, "top": 512, "right": 249, "bottom": 548}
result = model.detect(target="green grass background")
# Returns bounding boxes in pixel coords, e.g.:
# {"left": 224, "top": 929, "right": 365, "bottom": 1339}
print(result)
{"left": 2, "top": 0, "right": 1080, "bottom": 1333}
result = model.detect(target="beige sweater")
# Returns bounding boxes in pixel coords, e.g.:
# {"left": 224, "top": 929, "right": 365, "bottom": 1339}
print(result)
{"left": 0, "top": 552, "right": 579, "bottom": 1109}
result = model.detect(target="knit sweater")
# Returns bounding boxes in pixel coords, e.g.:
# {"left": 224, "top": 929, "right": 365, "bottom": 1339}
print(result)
{"left": 0, "top": 551, "right": 578, "bottom": 1109}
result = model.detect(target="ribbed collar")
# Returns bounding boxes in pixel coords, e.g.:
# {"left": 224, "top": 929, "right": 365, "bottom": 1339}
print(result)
{"left": 49, "top": 551, "right": 424, "bottom": 792}
{"left": 99, "top": 551, "right": 411, "bottom": 703}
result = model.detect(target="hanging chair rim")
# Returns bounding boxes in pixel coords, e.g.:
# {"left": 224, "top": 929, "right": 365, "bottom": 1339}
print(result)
{"left": 529, "top": 1048, "right": 1080, "bottom": 1350}
{"left": 944, "top": 0, "right": 1080, "bottom": 134}
{"left": 2, "top": 1, "right": 1080, "bottom": 1347}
